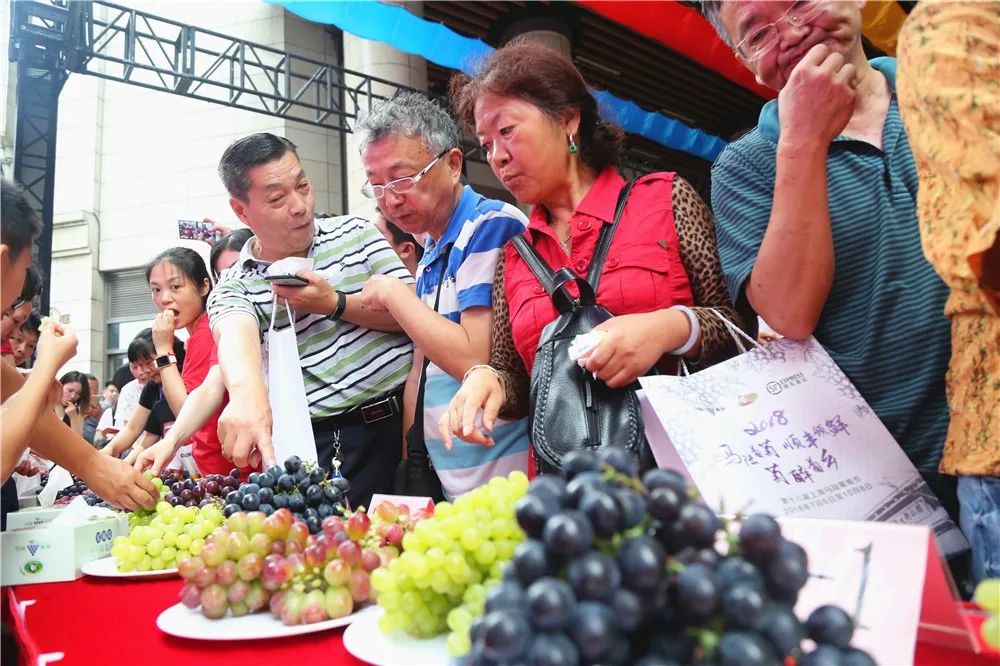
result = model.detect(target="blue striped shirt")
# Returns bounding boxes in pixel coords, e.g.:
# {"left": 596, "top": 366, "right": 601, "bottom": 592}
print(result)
{"left": 711, "top": 58, "right": 951, "bottom": 475}
{"left": 417, "top": 186, "right": 531, "bottom": 498}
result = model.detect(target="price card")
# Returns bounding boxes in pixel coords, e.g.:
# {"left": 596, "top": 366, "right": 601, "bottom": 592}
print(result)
{"left": 778, "top": 517, "right": 976, "bottom": 665}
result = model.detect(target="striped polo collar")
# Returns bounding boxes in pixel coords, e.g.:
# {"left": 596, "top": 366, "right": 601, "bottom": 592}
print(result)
{"left": 420, "top": 185, "right": 478, "bottom": 268}
{"left": 238, "top": 224, "right": 317, "bottom": 271}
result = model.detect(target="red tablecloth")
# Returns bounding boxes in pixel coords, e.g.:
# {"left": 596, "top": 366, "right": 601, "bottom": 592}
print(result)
{"left": 6, "top": 577, "right": 999, "bottom": 665}
{"left": 6, "top": 578, "right": 366, "bottom": 666}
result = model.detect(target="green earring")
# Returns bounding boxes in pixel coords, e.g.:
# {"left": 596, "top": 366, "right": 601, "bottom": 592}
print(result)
{"left": 568, "top": 133, "right": 578, "bottom": 154}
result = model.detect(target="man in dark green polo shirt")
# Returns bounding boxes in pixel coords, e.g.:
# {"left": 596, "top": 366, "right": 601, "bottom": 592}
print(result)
{"left": 700, "top": 1, "right": 955, "bottom": 517}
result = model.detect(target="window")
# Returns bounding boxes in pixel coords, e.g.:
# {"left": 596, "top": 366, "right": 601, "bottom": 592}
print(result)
{"left": 104, "top": 269, "right": 158, "bottom": 381}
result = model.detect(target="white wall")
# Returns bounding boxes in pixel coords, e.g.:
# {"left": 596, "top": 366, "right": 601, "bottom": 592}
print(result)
{"left": 0, "top": 0, "right": 16, "bottom": 176}
{"left": 15, "top": 1, "right": 511, "bottom": 379}
{"left": 44, "top": 2, "right": 345, "bottom": 377}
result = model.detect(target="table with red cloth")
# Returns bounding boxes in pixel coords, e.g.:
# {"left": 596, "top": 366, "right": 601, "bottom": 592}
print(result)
{"left": 5, "top": 577, "right": 999, "bottom": 666}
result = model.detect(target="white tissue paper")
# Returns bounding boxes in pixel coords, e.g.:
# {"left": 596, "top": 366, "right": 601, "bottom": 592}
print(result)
{"left": 266, "top": 256, "right": 314, "bottom": 277}
{"left": 37, "top": 465, "right": 74, "bottom": 508}
{"left": 50, "top": 496, "right": 118, "bottom": 526}
{"left": 265, "top": 256, "right": 344, "bottom": 290}
{"left": 316, "top": 264, "right": 343, "bottom": 288}
{"left": 568, "top": 330, "right": 607, "bottom": 362}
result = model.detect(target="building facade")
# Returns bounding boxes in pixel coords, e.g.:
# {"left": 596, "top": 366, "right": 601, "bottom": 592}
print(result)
{"left": 4, "top": 1, "right": 764, "bottom": 381}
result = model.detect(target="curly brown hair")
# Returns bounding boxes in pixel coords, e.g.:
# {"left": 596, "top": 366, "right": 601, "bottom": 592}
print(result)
{"left": 450, "top": 39, "right": 624, "bottom": 172}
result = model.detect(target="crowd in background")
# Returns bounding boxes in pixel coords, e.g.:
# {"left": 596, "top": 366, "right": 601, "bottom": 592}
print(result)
{"left": 0, "top": 1, "right": 995, "bottom": 591}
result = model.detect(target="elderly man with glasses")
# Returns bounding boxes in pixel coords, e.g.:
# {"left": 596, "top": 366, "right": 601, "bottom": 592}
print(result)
{"left": 207, "top": 133, "right": 413, "bottom": 509}
{"left": 700, "top": 1, "right": 956, "bottom": 524}
{"left": 356, "top": 91, "right": 530, "bottom": 499}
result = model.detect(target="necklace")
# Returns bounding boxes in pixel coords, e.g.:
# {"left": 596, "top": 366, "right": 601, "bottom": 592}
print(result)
{"left": 560, "top": 236, "right": 571, "bottom": 254}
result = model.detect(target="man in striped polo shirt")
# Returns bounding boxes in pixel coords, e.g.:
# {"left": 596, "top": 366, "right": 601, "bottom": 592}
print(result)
{"left": 355, "top": 92, "right": 530, "bottom": 499}
{"left": 208, "top": 133, "right": 413, "bottom": 508}
{"left": 701, "top": 2, "right": 955, "bottom": 517}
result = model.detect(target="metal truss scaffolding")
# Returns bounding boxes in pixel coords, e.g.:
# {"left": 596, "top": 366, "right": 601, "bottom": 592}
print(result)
{"left": 9, "top": 0, "right": 675, "bottom": 303}
{"left": 9, "top": 0, "right": 413, "bottom": 304}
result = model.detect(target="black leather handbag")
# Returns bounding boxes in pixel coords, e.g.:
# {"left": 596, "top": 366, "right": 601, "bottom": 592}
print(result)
{"left": 511, "top": 179, "right": 654, "bottom": 475}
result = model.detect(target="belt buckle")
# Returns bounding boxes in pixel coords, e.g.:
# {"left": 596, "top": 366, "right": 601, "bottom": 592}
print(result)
{"left": 360, "top": 397, "right": 393, "bottom": 424}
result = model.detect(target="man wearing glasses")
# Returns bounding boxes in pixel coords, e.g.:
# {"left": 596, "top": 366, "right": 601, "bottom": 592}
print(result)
{"left": 355, "top": 92, "right": 530, "bottom": 499}
{"left": 701, "top": 1, "right": 955, "bottom": 520}
{"left": 208, "top": 133, "right": 413, "bottom": 509}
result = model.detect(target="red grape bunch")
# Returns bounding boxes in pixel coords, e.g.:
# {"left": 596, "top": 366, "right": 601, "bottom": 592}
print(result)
{"left": 262, "top": 510, "right": 383, "bottom": 625}
{"left": 368, "top": 500, "right": 433, "bottom": 553}
{"left": 163, "top": 471, "right": 235, "bottom": 509}
{"left": 178, "top": 503, "right": 423, "bottom": 625}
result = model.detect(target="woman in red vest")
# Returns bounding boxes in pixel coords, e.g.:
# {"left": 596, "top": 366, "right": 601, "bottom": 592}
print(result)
{"left": 440, "top": 40, "right": 745, "bottom": 451}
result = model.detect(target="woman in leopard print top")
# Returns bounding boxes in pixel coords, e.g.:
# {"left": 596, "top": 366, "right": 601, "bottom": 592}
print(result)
{"left": 439, "top": 40, "right": 747, "bottom": 446}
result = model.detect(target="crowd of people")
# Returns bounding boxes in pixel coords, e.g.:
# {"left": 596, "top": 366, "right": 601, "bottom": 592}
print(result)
{"left": 0, "top": 1, "right": 995, "bottom": 589}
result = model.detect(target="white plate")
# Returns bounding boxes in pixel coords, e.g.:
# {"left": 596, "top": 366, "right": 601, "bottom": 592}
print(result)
{"left": 81, "top": 556, "right": 178, "bottom": 579}
{"left": 157, "top": 601, "right": 376, "bottom": 641}
{"left": 342, "top": 606, "right": 454, "bottom": 666}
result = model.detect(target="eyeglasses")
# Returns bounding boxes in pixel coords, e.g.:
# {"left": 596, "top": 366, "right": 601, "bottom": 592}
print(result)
{"left": 735, "top": 1, "right": 827, "bottom": 62}
{"left": 361, "top": 149, "right": 449, "bottom": 199}
{"left": 9, "top": 297, "right": 27, "bottom": 312}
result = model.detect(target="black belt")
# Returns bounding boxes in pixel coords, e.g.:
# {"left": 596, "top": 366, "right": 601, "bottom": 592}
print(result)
{"left": 314, "top": 390, "right": 403, "bottom": 430}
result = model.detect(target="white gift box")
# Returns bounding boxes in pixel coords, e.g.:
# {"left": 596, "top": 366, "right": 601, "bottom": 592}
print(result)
{"left": 1, "top": 500, "right": 128, "bottom": 585}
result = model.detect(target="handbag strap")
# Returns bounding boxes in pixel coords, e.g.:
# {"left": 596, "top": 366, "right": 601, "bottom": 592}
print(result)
{"left": 268, "top": 296, "right": 295, "bottom": 332}
{"left": 511, "top": 177, "right": 637, "bottom": 313}
{"left": 415, "top": 245, "right": 454, "bottom": 420}
{"left": 511, "top": 235, "right": 593, "bottom": 313}
{"left": 676, "top": 309, "right": 764, "bottom": 376}
{"left": 588, "top": 177, "right": 637, "bottom": 290}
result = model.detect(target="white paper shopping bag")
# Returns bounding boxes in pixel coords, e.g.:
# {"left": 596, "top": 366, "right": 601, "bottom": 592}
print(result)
{"left": 263, "top": 299, "right": 319, "bottom": 465}
{"left": 639, "top": 312, "right": 968, "bottom": 557}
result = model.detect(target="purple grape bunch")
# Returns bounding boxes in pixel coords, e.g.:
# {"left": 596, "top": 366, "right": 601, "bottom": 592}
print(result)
{"left": 461, "top": 449, "right": 875, "bottom": 666}
{"left": 162, "top": 470, "right": 233, "bottom": 509}
{"left": 219, "top": 456, "right": 350, "bottom": 536}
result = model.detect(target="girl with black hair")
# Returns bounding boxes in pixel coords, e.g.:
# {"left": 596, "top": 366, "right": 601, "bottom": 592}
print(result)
{"left": 55, "top": 371, "right": 90, "bottom": 436}
{"left": 129, "top": 247, "right": 249, "bottom": 475}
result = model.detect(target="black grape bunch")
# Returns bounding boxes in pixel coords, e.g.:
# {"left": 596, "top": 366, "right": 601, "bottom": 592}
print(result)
{"left": 462, "top": 449, "right": 875, "bottom": 666}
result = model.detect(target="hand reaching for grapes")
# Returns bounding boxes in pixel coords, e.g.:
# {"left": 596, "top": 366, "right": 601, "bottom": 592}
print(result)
{"left": 133, "top": 438, "right": 182, "bottom": 476}
{"left": 123, "top": 443, "right": 144, "bottom": 467}
{"left": 218, "top": 391, "right": 273, "bottom": 469}
{"left": 439, "top": 367, "right": 505, "bottom": 449}
{"left": 86, "top": 453, "right": 158, "bottom": 510}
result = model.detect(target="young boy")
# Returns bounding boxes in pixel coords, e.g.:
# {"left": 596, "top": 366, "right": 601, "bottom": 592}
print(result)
{"left": 0, "top": 179, "right": 157, "bottom": 513}
{"left": 11, "top": 313, "right": 40, "bottom": 368}
{"left": 0, "top": 182, "right": 77, "bottom": 481}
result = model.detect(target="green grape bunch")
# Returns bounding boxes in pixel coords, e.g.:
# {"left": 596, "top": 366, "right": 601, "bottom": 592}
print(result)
{"left": 370, "top": 472, "right": 529, "bottom": 649}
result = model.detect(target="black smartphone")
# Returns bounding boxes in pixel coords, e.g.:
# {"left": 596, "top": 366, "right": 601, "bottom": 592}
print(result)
{"left": 264, "top": 274, "right": 309, "bottom": 286}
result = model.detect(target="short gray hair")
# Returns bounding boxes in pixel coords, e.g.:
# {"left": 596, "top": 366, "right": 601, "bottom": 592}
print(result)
{"left": 354, "top": 91, "right": 461, "bottom": 156}
{"left": 700, "top": 1, "right": 735, "bottom": 49}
